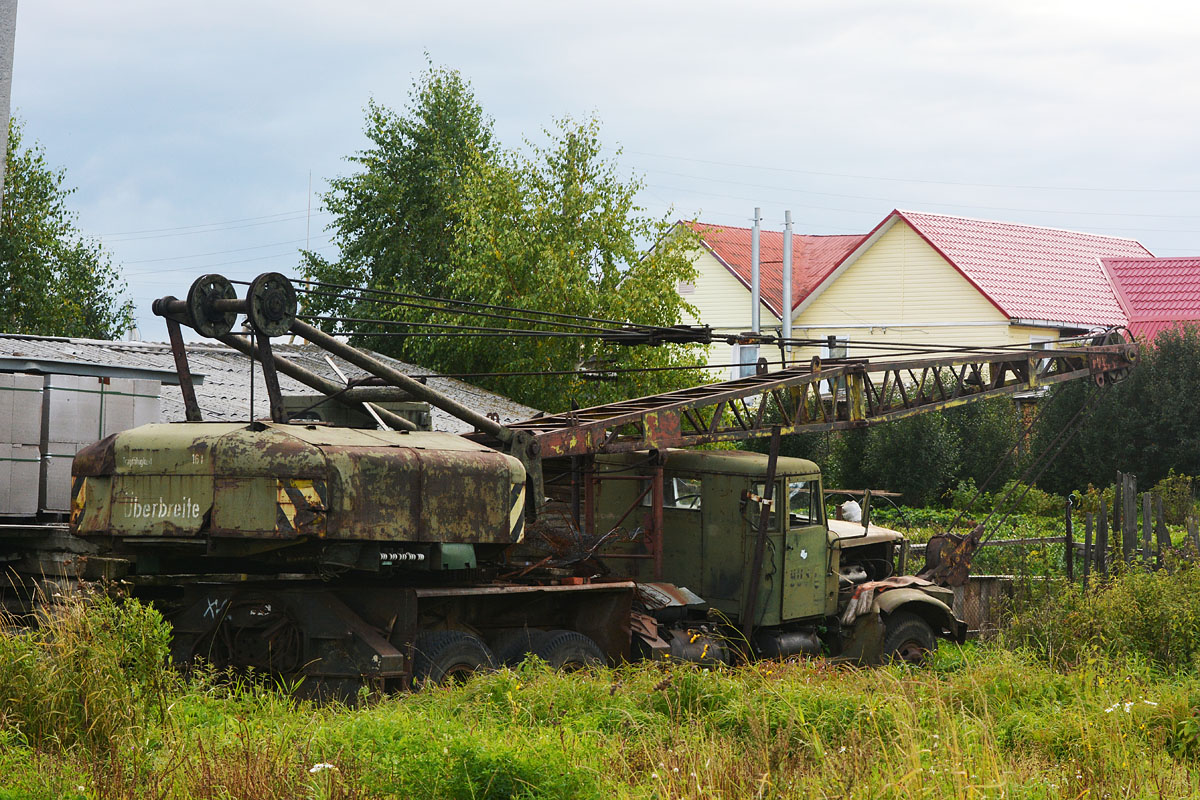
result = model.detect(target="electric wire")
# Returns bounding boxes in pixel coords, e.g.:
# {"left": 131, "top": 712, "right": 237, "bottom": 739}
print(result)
{"left": 297, "top": 295, "right": 621, "bottom": 335}
{"left": 941, "top": 382, "right": 1071, "bottom": 534}
{"left": 102, "top": 208, "right": 314, "bottom": 236}
{"left": 293, "top": 278, "right": 683, "bottom": 334}
{"left": 982, "top": 385, "right": 1104, "bottom": 541}
{"left": 624, "top": 149, "right": 1200, "bottom": 195}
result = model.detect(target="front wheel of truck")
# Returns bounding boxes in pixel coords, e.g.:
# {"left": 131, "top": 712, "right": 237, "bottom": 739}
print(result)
{"left": 882, "top": 611, "right": 935, "bottom": 666}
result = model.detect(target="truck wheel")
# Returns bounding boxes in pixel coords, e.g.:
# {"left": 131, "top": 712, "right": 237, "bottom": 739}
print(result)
{"left": 412, "top": 631, "right": 496, "bottom": 687}
{"left": 883, "top": 611, "right": 936, "bottom": 666}
{"left": 530, "top": 629, "right": 606, "bottom": 671}
{"left": 492, "top": 628, "right": 550, "bottom": 667}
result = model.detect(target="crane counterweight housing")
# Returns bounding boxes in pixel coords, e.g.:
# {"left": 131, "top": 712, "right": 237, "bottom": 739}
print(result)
{"left": 71, "top": 421, "right": 527, "bottom": 556}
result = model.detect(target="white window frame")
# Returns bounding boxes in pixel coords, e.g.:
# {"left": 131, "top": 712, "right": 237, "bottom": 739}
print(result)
{"left": 730, "top": 343, "right": 759, "bottom": 380}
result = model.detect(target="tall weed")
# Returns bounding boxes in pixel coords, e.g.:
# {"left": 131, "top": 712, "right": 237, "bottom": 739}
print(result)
{"left": 1004, "top": 565, "right": 1200, "bottom": 670}
{"left": 0, "top": 591, "right": 175, "bottom": 751}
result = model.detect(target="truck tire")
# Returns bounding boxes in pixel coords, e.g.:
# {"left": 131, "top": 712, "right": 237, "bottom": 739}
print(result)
{"left": 492, "top": 628, "right": 550, "bottom": 667}
{"left": 882, "top": 611, "right": 936, "bottom": 666}
{"left": 412, "top": 631, "right": 496, "bottom": 687}
{"left": 530, "top": 629, "right": 605, "bottom": 671}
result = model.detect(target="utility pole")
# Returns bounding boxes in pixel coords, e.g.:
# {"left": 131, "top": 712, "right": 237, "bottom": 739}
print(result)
{"left": 782, "top": 210, "right": 793, "bottom": 363}
{"left": 0, "top": 1, "right": 17, "bottom": 210}
{"left": 751, "top": 207, "right": 761, "bottom": 334}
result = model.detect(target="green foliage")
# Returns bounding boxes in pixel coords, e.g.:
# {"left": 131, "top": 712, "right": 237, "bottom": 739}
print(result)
{"left": 1036, "top": 325, "right": 1200, "bottom": 496}
{"left": 989, "top": 479, "right": 1064, "bottom": 517}
{"left": 410, "top": 116, "right": 704, "bottom": 410}
{"left": 305, "top": 66, "right": 704, "bottom": 412}
{"left": 10, "top": 629, "right": 1200, "bottom": 797}
{"left": 780, "top": 397, "right": 1021, "bottom": 508}
{"left": 303, "top": 63, "right": 494, "bottom": 310}
{"left": 1150, "top": 469, "right": 1197, "bottom": 525}
{"left": 0, "top": 118, "right": 133, "bottom": 338}
{"left": 1005, "top": 566, "right": 1200, "bottom": 671}
{"left": 0, "top": 592, "right": 174, "bottom": 751}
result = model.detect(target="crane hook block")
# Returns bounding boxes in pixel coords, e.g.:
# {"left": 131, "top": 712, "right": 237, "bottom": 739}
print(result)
{"left": 187, "top": 274, "right": 238, "bottom": 338}
{"left": 247, "top": 272, "right": 298, "bottom": 337}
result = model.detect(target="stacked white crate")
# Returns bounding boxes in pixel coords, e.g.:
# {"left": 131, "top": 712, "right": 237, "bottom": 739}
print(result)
{"left": 0, "top": 374, "right": 44, "bottom": 516}
{"left": 40, "top": 376, "right": 161, "bottom": 512}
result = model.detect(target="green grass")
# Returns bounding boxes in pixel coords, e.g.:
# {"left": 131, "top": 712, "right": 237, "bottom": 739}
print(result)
{"left": 5, "top": 586, "right": 1200, "bottom": 799}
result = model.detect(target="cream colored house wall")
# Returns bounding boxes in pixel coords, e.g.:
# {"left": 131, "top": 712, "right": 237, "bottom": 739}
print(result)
{"left": 677, "top": 222, "right": 1066, "bottom": 376}
{"left": 680, "top": 248, "right": 778, "bottom": 378}
{"left": 789, "top": 221, "right": 1060, "bottom": 362}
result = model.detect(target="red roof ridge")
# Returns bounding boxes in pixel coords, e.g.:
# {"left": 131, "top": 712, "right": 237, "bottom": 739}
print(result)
{"left": 895, "top": 208, "right": 1151, "bottom": 248}
{"left": 681, "top": 219, "right": 862, "bottom": 239}
{"left": 1101, "top": 255, "right": 1200, "bottom": 264}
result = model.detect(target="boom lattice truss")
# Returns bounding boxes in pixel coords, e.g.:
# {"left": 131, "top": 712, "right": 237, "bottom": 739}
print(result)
{"left": 502, "top": 342, "right": 1136, "bottom": 458}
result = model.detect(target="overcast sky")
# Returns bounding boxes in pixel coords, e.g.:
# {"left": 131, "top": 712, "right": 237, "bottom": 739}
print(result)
{"left": 11, "top": 0, "right": 1200, "bottom": 337}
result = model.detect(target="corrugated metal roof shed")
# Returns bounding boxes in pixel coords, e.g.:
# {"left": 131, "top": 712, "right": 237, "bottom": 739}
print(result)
{"left": 0, "top": 334, "right": 538, "bottom": 433}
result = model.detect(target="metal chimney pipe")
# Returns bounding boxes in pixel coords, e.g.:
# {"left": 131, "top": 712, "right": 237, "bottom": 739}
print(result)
{"left": 782, "top": 210, "right": 793, "bottom": 345}
{"left": 751, "top": 207, "right": 761, "bottom": 334}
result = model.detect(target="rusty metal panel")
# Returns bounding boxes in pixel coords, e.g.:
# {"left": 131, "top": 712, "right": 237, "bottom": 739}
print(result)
{"left": 69, "top": 475, "right": 111, "bottom": 533}
{"left": 111, "top": 473, "right": 214, "bottom": 536}
{"left": 73, "top": 420, "right": 526, "bottom": 546}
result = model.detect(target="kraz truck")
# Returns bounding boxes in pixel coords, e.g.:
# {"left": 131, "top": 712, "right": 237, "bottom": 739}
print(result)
{"left": 57, "top": 273, "right": 1135, "bottom": 695}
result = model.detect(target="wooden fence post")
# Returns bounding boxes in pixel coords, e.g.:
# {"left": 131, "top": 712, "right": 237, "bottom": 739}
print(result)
{"left": 1155, "top": 494, "right": 1170, "bottom": 569}
{"left": 1064, "top": 497, "right": 1075, "bottom": 582}
{"left": 1083, "top": 512, "right": 1093, "bottom": 591}
{"left": 1188, "top": 515, "right": 1200, "bottom": 556}
{"left": 1142, "top": 491, "right": 1153, "bottom": 566}
{"left": 1097, "top": 496, "right": 1109, "bottom": 576}
{"left": 1122, "top": 473, "right": 1138, "bottom": 564}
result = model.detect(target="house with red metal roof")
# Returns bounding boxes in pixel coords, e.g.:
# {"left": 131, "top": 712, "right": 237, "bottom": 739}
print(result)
{"left": 682, "top": 210, "right": 1153, "bottom": 373}
{"left": 1100, "top": 257, "right": 1200, "bottom": 342}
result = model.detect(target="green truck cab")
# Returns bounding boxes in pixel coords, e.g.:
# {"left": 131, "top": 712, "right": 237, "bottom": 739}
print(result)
{"left": 592, "top": 449, "right": 965, "bottom": 664}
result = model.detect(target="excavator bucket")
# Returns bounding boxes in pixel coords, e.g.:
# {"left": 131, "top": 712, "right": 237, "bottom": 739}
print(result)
{"left": 917, "top": 523, "right": 985, "bottom": 587}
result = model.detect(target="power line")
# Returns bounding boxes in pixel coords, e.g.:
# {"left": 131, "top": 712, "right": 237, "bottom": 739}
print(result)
{"left": 635, "top": 165, "right": 1200, "bottom": 222}
{"left": 104, "top": 212, "right": 332, "bottom": 243}
{"left": 624, "top": 149, "right": 1200, "bottom": 194}
{"left": 102, "top": 208, "right": 312, "bottom": 236}
{"left": 122, "top": 235, "right": 331, "bottom": 265}
{"left": 122, "top": 245, "right": 334, "bottom": 278}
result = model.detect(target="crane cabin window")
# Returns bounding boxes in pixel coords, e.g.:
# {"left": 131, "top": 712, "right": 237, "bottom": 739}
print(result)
{"left": 642, "top": 475, "right": 702, "bottom": 510}
{"left": 787, "top": 479, "right": 820, "bottom": 526}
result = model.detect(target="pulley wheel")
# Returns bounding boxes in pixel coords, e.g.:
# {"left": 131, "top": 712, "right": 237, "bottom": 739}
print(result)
{"left": 187, "top": 274, "right": 238, "bottom": 338}
{"left": 1090, "top": 327, "right": 1137, "bottom": 387}
{"left": 247, "top": 272, "right": 298, "bottom": 337}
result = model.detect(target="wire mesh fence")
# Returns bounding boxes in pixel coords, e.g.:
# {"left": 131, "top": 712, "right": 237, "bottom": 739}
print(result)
{"left": 896, "top": 474, "right": 1200, "bottom": 639}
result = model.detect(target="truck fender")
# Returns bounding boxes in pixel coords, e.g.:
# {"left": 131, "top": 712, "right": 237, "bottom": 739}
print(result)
{"left": 874, "top": 588, "right": 966, "bottom": 644}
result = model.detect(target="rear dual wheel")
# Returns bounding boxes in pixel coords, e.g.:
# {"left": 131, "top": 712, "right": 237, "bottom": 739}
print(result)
{"left": 495, "top": 628, "right": 605, "bottom": 671}
{"left": 411, "top": 628, "right": 606, "bottom": 688}
{"left": 412, "top": 631, "right": 496, "bottom": 687}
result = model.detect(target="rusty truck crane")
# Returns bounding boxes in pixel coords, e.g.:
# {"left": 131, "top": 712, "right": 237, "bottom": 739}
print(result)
{"left": 62, "top": 273, "right": 1137, "bottom": 696}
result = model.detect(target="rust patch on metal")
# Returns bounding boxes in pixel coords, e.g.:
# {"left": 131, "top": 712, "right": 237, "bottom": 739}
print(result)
{"left": 73, "top": 435, "right": 117, "bottom": 477}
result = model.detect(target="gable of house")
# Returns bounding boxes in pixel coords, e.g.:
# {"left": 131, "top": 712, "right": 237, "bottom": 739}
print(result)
{"left": 1102, "top": 256, "right": 1200, "bottom": 341}
{"left": 684, "top": 222, "right": 864, "bottom": 318}
{"left": 795, "top": 218, "right": 1013, "bottom": 337}
{"left": 681, "top": 222, "right": 865, "bottom": 374}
